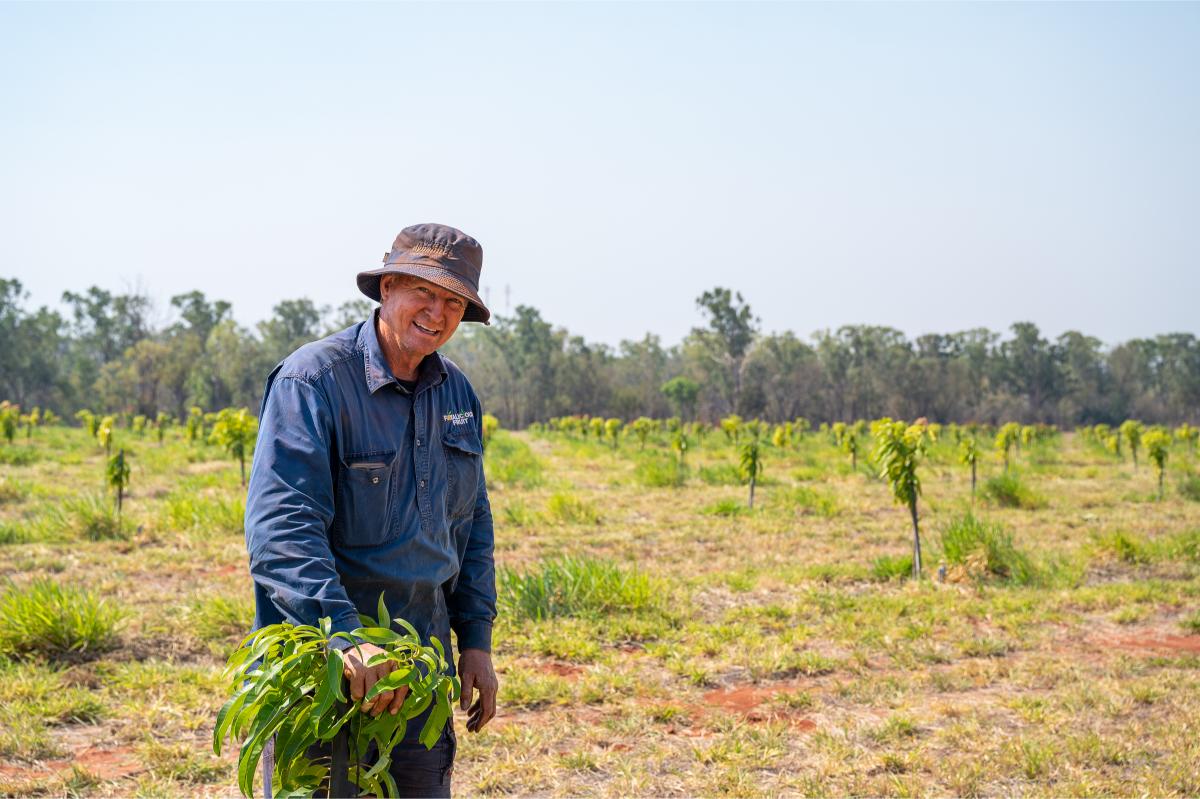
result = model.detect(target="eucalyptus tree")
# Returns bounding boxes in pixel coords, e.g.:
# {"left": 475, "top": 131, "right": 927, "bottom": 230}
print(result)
{"left": 210, "top": 408, "right": 259, "bottom": 486}
{"left": 1120, "top": 420, "right": 1144, "bottom": 470}
{"left": 739, "top": 438, "right": 763, "bottom": 508}
{"left": 872, "top": 418, "right": 931, "bottom": 579}
{"left": 660, "top": 376, "right": 700, "bottom": 422}
{"left": 1143, "top": 427, "right": 1172, "bottom": 501}
{"left": 690, "top": 287, "right": 759, "bottom": 414}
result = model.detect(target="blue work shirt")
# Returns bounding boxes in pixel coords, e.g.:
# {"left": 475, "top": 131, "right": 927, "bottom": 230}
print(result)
{"left": 244, "top": 310, "right": 496, "bottom": 672}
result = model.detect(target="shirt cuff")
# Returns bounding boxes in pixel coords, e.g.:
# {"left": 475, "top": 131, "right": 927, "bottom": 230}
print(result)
{"left": 453, "top": 621, "right": 492, "bottom": 653}
{"left": 328, "top": 613, "right": 365, "bottom": 651}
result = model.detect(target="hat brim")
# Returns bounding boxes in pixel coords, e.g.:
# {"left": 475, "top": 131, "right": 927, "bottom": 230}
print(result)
{"left": 357, "top": 265, "right": 491, "bottom": 325}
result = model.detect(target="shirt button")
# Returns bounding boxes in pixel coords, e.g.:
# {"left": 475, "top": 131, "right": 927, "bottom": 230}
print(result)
{"left": 415, "top": 439, "right": 421, "bottom": 447}
{"left": 419, "top": 480, "right": 425, "bottom": 488}
{"left": 371, "top": 476, "right": 380, "bottom": 484}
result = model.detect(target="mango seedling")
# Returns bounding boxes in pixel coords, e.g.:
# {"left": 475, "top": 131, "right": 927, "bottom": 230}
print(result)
{"left": 605, "top": 418, "right": 623, "bottom": 449}
{"left": 872, "top": 418, "right": 931, "bottom": 579}
{"left": 106, "top": 448, "right": 131, "bottom": 528}
{"left": 959, "top": 437, "right": 980, "bottom": 503}
{"left": 154, "top": 411, "right": 171, "bottom": 445}
{"left": 97, "top": 416, "right": 116, "bottom": 455}
{"left": 720, "top": 414, "right": 742, "bottom": 445}
{"left": 0, "top": 401, "right": 19, "bottom": 444}
{"left": 186, "top": 406, "right": 204, "bottom": 444}
{"left": 739, "top": 438, "right": 762, "bottom": 508}
{"left": 629, "top": 417, "right": 654, "bottom": 450}
{"left": 995, "top": 422, "right": 1020, "bottom": 472}
{"left": 1143, "top": 427, "right": 1171, "bottom": 501}
{"left": 481, "top": 413, "right": 499, "bottom": 449}
{"left": 209, "top": 408, "right": 258, "bottom": 486}
{"left": 1120, "top": 420, "right": 1143, "bottom": 470}
{"left": 671, "top": 429, "right": 690, "bottom": 466}
{"left": 131, "top": 414, "right": 147, "bottom": 437}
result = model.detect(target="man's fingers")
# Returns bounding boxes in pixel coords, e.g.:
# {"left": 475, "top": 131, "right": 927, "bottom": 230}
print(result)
{"left": 481, "top": 679, "right": 497, "bottom": 727}
{"left": 348, "top": 664, "right": 366, "bottom": 703}
{"left": 368, "top": 689, "right": 393, "bottom": 716}
{"left": 460, "top": 670, "right": 475, "bottom": 711}
{"left": 387, "top": 686, "right": 409, "bottom": 716}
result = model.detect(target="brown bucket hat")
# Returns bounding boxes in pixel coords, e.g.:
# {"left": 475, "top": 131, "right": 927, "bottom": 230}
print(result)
{"left": 357, "top": 223, "right": 491, "bottom": 324}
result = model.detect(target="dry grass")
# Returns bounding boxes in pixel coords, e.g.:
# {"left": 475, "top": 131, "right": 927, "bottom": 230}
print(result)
{"left": 0, "top": 425, "right": 1198, "bottom": 796}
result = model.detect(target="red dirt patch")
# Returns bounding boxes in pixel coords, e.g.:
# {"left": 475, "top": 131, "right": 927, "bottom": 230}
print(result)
{"left": 540, "top": 661, "right": 584, "bottom": 679}
{"left": 700, "top": 683, "right": 818, "bottom": 730}
{"left": 1101, "top": 633, "right": 1200, "bottom": 653}
{"left": 0, "top": 745, "right": 141, "bottom": 784}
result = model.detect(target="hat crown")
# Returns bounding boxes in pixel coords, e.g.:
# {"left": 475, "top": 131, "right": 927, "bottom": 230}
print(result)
{"left": 386, "top": 223, "right": 482, "bottom": 283}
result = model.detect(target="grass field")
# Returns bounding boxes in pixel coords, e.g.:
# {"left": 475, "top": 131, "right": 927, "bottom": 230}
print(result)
{"left": 1, "top": 423, "right": 1199, "bottom": 797}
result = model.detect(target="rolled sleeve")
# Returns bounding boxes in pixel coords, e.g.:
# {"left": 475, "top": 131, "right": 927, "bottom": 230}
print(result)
{"left": 245, "top": 373, "right": 361, "bottom": 638}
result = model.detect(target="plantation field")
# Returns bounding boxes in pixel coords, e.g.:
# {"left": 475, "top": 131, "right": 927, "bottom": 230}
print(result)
{"left": 1, "top": 423, "right": 1200, "bottom": 797}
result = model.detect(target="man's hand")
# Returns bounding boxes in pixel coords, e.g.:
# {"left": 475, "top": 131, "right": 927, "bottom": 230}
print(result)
{"left": 458, "top": 648, "right": 498, "bottom": 732}
{"left": 343, "top": 642, "right": 409, "bottom": 717}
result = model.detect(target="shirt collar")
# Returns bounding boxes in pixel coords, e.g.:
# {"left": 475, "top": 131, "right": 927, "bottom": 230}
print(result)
{"left": 359, "top": 309, "right": 448, "bottom": 395}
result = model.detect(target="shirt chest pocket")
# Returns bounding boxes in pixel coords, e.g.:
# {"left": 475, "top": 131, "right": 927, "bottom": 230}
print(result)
{"left": 443, "top": 427, "right": 482, "bottom": 520}
{"left": 334, "top": 452, "right": 397, "bottom": 547}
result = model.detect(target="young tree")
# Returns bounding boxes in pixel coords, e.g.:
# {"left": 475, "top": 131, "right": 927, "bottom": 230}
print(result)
{"left": 842, "top": 429, "right": 861, "bottom": 471}
{"left": 1143, "top": 427, "right": 1172, "bottom": 501}
{"left": 97, "top": 415, "right": 116, "bottom": 455}
{"left": 629, "top": 417, "right": 654, "bottom": 450}
{"left": 994, "top": 422, "right": 1020, "bottom": 472}
{"left": 0, "top": 401, "right": 17, "bottom": 444}
{"left": 209, "top": 408, "right": 259, "bottom": 486}
{"left": 1120, "top": 420, "right": 1144, "bottom": 470}
{"left": 719, "top": 414, "right": 742, "bottom": 445}
{"left": 604, "top": 418, "right": 623, "bottom": 450}
{"left": 959, "top": 437, "right": 980, "bottom": 503}
{"left": 186, "top": 406, "right": 204, "bottom": 444}
{"left": 671, "top": 429, "right": 689, "bottom": 466}
{"left": 739, "top": 438, "right": 763, "bottom": 509}
{"left": 106, "top": 448, "right": 131, "bottom": 527}
{"left": 155, "top": 411, "right": 172, "bottom": 445}
{"left": 481, "top": 413, "right": 500, "bottom": 449}
{"left": 872, "top": 418, "right": 931, "bottom": 579}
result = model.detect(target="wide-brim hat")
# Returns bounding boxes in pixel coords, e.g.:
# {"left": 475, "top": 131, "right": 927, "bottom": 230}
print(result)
{"left": 357, "top": 223, "right": 491, "bottom": 325}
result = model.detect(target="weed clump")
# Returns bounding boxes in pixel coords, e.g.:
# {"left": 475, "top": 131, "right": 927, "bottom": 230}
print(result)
{"left": 1178, "top": 474, "right": 1200, "bottom": 503}
{"left": 635, "top": 457, "right": 688, "bottom": 488}
{"left": 0, "top": 578, "right": 122, "bottom": 659}
{"left": 939, "top": 513, "right": 1037, "bottom": 584}
{"left": 545, "top": 492, "right": 601, "bottom": 524}
{"left": 698, "top": 464, "right": 743, "bottom": 486}
{"left": 499, "top": 556, "right": 667, "bottom": 621}
{"left": 777, "top": 485, "right": 838, "bottom": 517}
{"left": 871, "top": 554, "right": 914, "bottom": 582}
{"left": 983, "top": 472, "right": 1047, "bottom": 509}
{"left": 701, "top": 499, "right": 747, "bottom": 517}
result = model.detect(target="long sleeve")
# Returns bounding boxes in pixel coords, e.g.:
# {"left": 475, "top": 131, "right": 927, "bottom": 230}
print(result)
{"left": 244, "top": 374, "right": 362, "bottom": 640}
{"left": 447, "top": 402, "right": 497, "bottom": 652}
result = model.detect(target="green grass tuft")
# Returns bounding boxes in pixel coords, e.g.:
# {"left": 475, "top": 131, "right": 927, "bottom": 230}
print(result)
{"left": 634, "top": 457, "right": 688, "bottom": 488}
{"left": 983, "top": 472, "right": 1047, "bottom": 509}
{"left": 871, "top": 554, "right": 914, "bottom": 582}
{"left": 777, "top": 485, "right": 839, "bottom": 517}
{"left": 545, "top": 491, "right": 601, "bottom": 524}
{"left": 499, "top": 556, "right": 667, "bottom": 621}
{"left": 939, "top": 512, "right": 1037, "bottom": 584}
{"left": 701, "top": 499, "right": 748, "bottom": 517}
{"left": 0, "top": 578, "right": 122, "bottom": 659}
{"left": 485, "top": 430, "right": 545, "bottom": 488}
{"left": 1178, "top": 473, "right": 1200, "bottom": 503}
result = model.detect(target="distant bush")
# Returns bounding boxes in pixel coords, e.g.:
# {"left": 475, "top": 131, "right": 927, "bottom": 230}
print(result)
{"left": 162, "top": 491, "right": 244, "bottom": 536}
{"left": 635, "top": 457, "right": 688, "bottom": 488}
{"left": 0, "top": 446, "right": 38, "bottom": 467}
{"left": 485, "top": 431, "right": 544, "bottom": 488}
{"left": 871, "top": 554, "right": 913, "bottom": 582}
{"left": 777, "top": 485, "right": 838, "bottom": 517}
{"left": 187, "top": 594, "right": 253, "bottom": 643}
{"left": 939, "top": 513, "right": 1037, "bottom": 584}
{"left": 36, "top": 494, "right": 123, "bottom": 541}
{"left": 983, "top": 473, "right": 1047, "bottom": 509}
{"left": 499, "top": 556, "right": 666, "bottom": 621}
{"left": 0, "top": 579, "right": 122, "bottom": 659}
{"left": 1178, "top": 474, "right": 1200, "bottom": 503}
{"left": 701, "top": 499, "right": 747, "bottom": 517}
{"left": 698, "top": 464, "right": 743, "bottom": 486}
{"left": 545, "top": 491, "right": 601, "bottom": 525}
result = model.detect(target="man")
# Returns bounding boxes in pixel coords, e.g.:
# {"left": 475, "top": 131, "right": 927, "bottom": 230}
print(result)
{"left": 244, "top": 223, "right": 498, "bottom": 797}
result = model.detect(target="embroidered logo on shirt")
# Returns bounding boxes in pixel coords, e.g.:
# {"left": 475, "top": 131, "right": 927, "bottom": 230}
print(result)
{"left": 443, "top": 410, "right": 475, "bottom": 426}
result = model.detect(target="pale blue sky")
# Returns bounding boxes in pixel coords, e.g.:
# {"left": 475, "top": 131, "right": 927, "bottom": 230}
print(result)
{"left": 2, "top": 2, "right": 1197, "bottom": 347}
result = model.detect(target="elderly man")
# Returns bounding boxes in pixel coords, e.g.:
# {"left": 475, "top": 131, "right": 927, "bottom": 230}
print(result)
{"left": 244, "top": 223, "right": 498, "bottom": 797}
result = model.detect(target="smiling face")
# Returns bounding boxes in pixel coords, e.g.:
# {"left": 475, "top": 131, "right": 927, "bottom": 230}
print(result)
{"left": 376, "top": 273, "right": 468, "bottom": 379}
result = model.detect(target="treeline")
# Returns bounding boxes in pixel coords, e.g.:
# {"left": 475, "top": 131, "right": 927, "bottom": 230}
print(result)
{"left": 2, "top": 279, "right": 1197, "bottom": 427}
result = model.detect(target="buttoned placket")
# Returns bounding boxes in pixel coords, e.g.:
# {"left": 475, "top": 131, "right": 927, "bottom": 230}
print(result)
{"left": 410, "top": 385, "right": 434, "bottom": 533}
